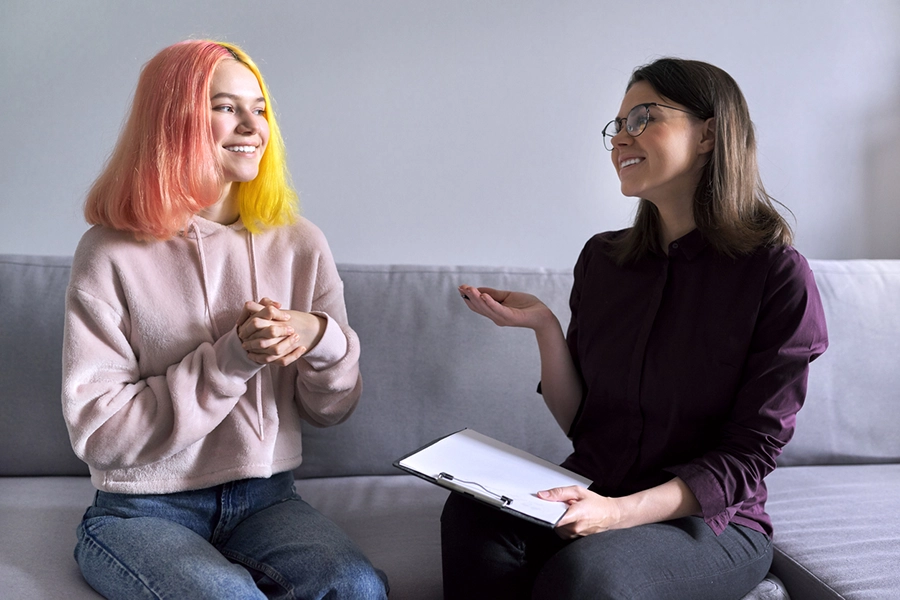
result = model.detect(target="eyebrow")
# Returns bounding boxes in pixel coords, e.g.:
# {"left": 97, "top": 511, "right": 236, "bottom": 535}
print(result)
{"left": 210, "top": 92, "right": 266, "bottom": 104}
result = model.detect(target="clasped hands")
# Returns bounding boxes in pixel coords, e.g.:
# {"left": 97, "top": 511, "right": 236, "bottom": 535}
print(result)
{"left": 236, "top": 298, "right": 325, "bottom": 366}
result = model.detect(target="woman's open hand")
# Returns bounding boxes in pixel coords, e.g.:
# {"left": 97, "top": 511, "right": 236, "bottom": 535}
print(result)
{"left": 458, "top": 285, "right": 554, "bottom": 331}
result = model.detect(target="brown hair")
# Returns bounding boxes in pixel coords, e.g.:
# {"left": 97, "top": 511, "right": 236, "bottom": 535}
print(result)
{"left": 611, "top": 58, "right": 792, "bottom": 264}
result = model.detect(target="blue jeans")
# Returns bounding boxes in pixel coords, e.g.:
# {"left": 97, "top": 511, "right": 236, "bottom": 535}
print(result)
{"left": 75, "top": 471, "right": 388, "bottom": 599}
{"left": 441, "top": 493, "right": 772, "bottom": 600}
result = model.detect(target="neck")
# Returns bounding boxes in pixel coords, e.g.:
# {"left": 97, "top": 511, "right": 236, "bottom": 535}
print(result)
{"left": 200, "top": 184, "right": 240, "bottom": 225}
{"left": 659, "top": 213, "right": 696, "bottom": 248}
{"left": 653, "top": 198, "right": 696, "bottom": 250}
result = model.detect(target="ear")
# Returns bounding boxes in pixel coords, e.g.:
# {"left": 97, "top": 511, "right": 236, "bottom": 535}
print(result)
{"left": 697, "top": 117, "right": 716, "bottom": 154}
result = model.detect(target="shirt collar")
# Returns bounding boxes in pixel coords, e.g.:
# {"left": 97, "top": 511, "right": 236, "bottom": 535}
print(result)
{"left": 666, "top": 228, "right": 708, "bottom": 261}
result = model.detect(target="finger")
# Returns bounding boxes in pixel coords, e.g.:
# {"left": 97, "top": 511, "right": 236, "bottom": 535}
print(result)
{"left": 238, "top": 315, "right": 274, "bottom": 342}
{"left": 460, "top": 286, "right": 502, "bottom": 313}
{"left": 537, "top": 486, "right": 585, "bottom": 503}
{"left": 247, "top": 338, "right": 295, "bottom": 363}
{"left": 251, "top": 304, "right": 285, "bottom": 321}
{"left": 553, "top": 512, "right": 581, "bottom": 540}
{"left": 555, "top": 499, "right": 593, "bottom": 539}
{"left": 458, "top": 286, "right": 493, "bottom": 315}
{"left": 460, "top": 285, "right": 500, "bottom": 303}
{"left": 476, "top": 287, "right": 509, "bottom": 302}
{"left": 476, "top": 294, "right": 520, "bottom": 327}
{"left": 271, "top": 345, "right": 307, "bottom": 367}
{"left": 458, "top": 284, "right": 478, "bottom": 301}
{"left": 248, "top": 336, "right": 304, "bottom": 364}
{"left": 478, "top": 292, "right": 508, "bottom": 315}
{"left": 242, "top": 318, "right": 285, "bottom": 340}
{"left": 242, "top": 328, "right": 298, "bottom": 350}
{"left": 259, "top": 301, "right": 290, "bottom": 321}
{"left": 237, "top": 300, "right": 266, "bottom": 330}
{"left": 258, "top": 297, "right": 282, "bottom": 309}
{"left": 266, "top": 333, "right": 303, "bottom": 357}
{"left": 243, "top": 319, "right": 297, "bottom": 343}
{"left": 236, "top": 306, "right": 252, "bottom": 329}
{"left": 275, "top": 333, "right": 302, "bottom": 355}
{"left": 458, "top": 286, "right": 520, "bottom": 328}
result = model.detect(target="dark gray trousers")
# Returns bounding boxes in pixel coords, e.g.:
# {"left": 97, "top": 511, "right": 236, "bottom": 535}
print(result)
{"left": 441, "top": 492, "right": 772, "bottom": 600}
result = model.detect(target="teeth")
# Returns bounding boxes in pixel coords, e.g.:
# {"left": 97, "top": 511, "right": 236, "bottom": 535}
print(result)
{"left": 620, "top": 158, "right": 642, "bottom": 168}
{"left": 225, "top": 146, "right": 256, "bottom": 153}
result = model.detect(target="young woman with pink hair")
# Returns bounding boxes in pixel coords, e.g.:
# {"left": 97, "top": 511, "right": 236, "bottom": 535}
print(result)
{"left": 63, "top": 40, "right": 387, "bottom": 599}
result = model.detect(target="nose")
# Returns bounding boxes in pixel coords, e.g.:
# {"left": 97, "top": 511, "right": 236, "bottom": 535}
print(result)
{"left": 611, "top": 128, "right": 632, "bottom": 148}
{"left": 236, "top": 111, "right": 259, "bottom": 134}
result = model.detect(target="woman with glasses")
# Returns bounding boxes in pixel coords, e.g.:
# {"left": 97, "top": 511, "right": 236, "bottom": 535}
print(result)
{"left": 443, "top": 58, "right": 828, "bottom": 599}
{"left": 62, "top": 40, "right": 388, "bottom": 598}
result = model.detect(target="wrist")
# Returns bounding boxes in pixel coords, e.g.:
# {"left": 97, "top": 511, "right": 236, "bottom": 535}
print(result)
{"left": 287, "top": 311, "right": 326, "bottom": 352}
{"left": 531, "top": 307, "right": 561, "bottom": 336}
{"left": 608, "top": 496, "right": 629, "bottom": 530}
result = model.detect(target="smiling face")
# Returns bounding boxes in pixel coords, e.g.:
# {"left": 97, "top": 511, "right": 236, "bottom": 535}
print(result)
{"left": 610, "top": 81, "right": 713, "bottom": 214}
{"left": 209, "top": 59, "right": 270, "bottom": 193}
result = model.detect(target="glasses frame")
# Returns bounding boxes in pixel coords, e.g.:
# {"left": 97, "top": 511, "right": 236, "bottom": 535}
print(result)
{"left": 602, "top": 102, "right": 698, "bottom": 151}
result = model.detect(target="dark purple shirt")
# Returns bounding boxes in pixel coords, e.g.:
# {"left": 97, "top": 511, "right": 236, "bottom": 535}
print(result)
{"left": 558, "top": 229, "right": 828, "bottom": 537}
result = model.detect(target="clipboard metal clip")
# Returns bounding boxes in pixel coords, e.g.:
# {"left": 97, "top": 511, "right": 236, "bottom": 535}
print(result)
{"left": 437, "top": 472, "right": 513, "bottom": 507}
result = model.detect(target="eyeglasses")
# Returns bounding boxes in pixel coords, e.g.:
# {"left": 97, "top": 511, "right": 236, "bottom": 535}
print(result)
{"left": 602, "top": 103, "right": 698, "bottom": 151}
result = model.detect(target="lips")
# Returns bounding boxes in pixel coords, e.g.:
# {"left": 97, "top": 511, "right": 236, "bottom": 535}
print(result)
{"left": 619, "top": 157, "right": 643, "bottom": 169}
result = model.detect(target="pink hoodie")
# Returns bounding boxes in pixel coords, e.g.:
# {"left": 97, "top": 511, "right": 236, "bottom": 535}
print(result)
{"left": 62, "top": 216, "right": 361, "bottom": 494}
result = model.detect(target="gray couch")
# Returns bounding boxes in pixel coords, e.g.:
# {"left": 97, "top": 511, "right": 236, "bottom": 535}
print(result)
{"left": 1, "top": 254, "right": 898, "bottom": 599}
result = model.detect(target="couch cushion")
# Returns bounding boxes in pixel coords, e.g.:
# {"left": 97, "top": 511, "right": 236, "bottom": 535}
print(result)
{"left": 766, "top": 464, "right": 900, "bottom": 599}
{"left": 0, "top": 255, "right": 87, "bottom": 476}
{"left": 297, "top": 474, "right": 789, "bottom": 600}
{"left": 780, "top": 261, "right": 900, "bottom": 466}
{"left": 295, "top": 265, "right": 577, "bottom": 479}
{"left": 298, "top": 474, "right": 448, "bottom": 599}
{"left": 0, "top": 477, "right": 100, "bottom": 599}
{"left": 0, "top": 474, "right": 448, "bottom": 600}
{"left": 0, "top": 473, "right": 799, "bottom": 600}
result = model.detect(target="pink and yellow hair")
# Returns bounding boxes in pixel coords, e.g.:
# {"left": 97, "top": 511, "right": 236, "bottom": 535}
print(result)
{"left": 85, "top": 40, "right": 297, "bottom": 239}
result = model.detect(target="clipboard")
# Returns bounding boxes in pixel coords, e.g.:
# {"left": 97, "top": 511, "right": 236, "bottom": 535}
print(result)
{"left": 393, "top": 428, "right": 591, "bottom": 528}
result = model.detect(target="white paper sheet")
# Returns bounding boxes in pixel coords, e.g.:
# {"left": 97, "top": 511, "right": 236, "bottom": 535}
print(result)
{"left": 397, "top": 429, "right": 592, "bottom": 525}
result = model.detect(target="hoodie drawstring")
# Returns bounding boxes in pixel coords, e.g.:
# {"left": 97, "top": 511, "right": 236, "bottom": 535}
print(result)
{"left": 247, "top": 231, "right": 266, "bottom": 441}
{"left": 191, "top": 220, "right": 266, "bottom": 441}
{"left": 191, "top": 221, "right": 221, "bottom": 339}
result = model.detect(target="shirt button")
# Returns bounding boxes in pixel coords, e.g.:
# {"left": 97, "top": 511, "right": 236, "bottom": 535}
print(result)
{"left": 671, "top": 242, "right": 679, "bottom": 249}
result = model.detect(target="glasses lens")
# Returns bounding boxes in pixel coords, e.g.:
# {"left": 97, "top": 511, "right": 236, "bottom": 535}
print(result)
{"left": 626, "top": 105, "right": 650, "bottom": 136}
{"left": 602, "top": 120, "right": 618, "bottom": 150}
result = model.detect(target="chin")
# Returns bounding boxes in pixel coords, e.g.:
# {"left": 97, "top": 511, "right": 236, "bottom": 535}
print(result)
{"left": 618, "top": 184, "right": 642, "bottom": 199}
{"left": 224, "top": 169, "right": 261, "bottom": 183}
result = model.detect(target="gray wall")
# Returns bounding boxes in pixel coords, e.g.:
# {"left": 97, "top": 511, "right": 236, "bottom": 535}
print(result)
{"left": 2, "top": 0, "right": 899, "bottom": 267}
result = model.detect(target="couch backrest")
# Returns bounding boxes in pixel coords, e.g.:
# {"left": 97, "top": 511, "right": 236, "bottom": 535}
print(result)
{"left": 0, "top": 255, "right": 86, "bottom": 476}
{"left": 2, "top": 254, "right": 898, "bottom": 479}
{"left": 0, "top": 256, "right": 576, "bottom": 478}
{"left": 295, "top": 265, "right": 575, "bottom": 478}
{"left": 298, "top": 260, "right": 900, "bottom": 475}
{"left": 777, "top": 260, "right": 900, "bottom": 466}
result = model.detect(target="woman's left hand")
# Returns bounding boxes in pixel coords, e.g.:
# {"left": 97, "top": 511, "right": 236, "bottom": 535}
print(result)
{"left": 538, "top": 486, "right": 622, "bottom": 539}
{"left": 237, "top": 298, "right": 325, "bottom": 366}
